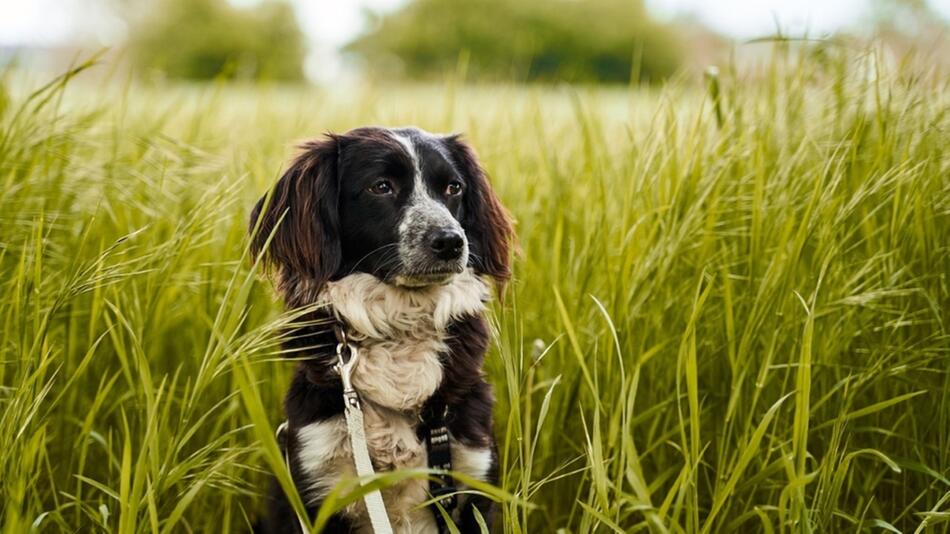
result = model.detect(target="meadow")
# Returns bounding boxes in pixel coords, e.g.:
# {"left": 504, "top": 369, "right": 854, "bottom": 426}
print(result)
{"left": 1, "top": 46, "right": 948, "bottom": 533}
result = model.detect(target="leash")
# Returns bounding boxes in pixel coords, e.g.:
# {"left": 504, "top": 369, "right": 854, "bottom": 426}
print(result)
{"left": 333, "top": 326, "right": 394, "bottom": 534}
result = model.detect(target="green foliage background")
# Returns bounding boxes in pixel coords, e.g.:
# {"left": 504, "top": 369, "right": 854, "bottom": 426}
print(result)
{"left": 346, "top": 0, "right": 683, "bottom": 83}
{"left": 128, "top": 0, "right": 305, "bottom": 81}
{"left": 1, "top": 46, "right": 948, "bottom": 532}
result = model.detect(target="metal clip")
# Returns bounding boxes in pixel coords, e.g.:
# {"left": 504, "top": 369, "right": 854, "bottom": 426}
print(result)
{"left": 334, "top": 341, "right": 359, "bottom": 394}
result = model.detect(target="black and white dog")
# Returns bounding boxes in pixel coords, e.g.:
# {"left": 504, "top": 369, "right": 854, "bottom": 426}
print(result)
{"left": 250, "top": 127, "right": 513, "bottom": 533}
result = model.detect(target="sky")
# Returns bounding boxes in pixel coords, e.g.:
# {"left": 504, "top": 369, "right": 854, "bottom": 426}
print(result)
{"left": 652, "top": 0, "right": 950, "bottom": 35}
{"left": 2, "top": 0, "right": 949, "bottom": 79}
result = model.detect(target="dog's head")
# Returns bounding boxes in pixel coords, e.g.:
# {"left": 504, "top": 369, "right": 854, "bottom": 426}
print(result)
{"left": 250, "top": 127, "right": 513, "bottom": 297}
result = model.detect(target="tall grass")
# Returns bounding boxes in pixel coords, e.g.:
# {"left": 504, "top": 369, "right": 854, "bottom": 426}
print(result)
{"left": 1, "top": 45, "right": 948, "bottom": 532}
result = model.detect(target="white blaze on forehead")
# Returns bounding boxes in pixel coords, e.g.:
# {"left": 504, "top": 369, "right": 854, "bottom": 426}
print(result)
{"left": 391, "top": 130, "right": 432, "bottom": 234}
{"left": 390, "top": 132, "right": 423, "bottom": 190}
{"left": 390, "top": 130, "right": 468, "bottom": 278}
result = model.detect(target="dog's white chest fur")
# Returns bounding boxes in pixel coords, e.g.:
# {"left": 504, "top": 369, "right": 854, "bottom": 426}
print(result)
{"left": 320, "top": 269, "right": 488, "bottom": 410}
{"left": 295, "top": 270, "right": 492, "bottom": 532}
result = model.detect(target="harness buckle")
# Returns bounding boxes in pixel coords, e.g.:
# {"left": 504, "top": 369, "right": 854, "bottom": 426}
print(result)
{"left": 430, "top": 483, "right": 458, "bottom": 511}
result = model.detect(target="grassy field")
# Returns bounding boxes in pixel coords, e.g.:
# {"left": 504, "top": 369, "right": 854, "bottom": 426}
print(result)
{"left": 1, "top": 46, "right": 948, "bottom": 533}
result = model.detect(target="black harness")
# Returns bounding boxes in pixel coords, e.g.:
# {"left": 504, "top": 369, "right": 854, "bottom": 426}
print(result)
{"left": 419, "top": 398, "right": 458, "bottom": 532}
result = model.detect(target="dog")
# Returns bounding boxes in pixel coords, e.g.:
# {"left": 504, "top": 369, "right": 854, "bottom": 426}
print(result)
{"left": 250, "top": 127, "right": 513, "bottom": 533}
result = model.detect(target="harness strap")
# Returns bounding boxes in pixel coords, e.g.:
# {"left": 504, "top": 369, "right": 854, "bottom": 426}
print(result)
{"left": 421, "top": 399, "right": 458, "bottom": 533}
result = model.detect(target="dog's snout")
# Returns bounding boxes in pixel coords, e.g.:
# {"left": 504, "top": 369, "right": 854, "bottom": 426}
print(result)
{"left": 430, "top": 229, "right": 464, "bottom": 260}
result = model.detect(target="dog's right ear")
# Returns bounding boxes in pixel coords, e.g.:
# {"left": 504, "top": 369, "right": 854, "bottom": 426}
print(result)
{"left": 249, "top": 136, "right": 342, "bottom": 292}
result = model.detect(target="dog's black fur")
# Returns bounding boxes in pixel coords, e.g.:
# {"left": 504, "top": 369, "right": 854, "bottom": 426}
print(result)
{"left": 250, "top": 127, "right": 513, "bottom": 533}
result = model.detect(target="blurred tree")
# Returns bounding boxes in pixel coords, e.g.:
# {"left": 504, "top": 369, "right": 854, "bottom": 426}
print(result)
{"left": 863, "top": 0, "right": 950, "bottom": 70}
{"left": 868, "top": 0, "right": 947, "bottom": 33}
{"left": 127, "top": 0, "right": 305, "bottom": 81}
{"left": 346, "top": 0, "right": 683, "bottom": 84}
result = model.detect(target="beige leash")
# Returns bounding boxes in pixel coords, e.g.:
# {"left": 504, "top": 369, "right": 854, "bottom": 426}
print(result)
{"left": 334, "top": 335, "right": 394, "bottom": 534}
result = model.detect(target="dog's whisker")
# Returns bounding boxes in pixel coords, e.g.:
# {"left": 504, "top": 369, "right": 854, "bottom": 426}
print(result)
{"left": 345, "top": 243, "right": 399, "bottom": 276}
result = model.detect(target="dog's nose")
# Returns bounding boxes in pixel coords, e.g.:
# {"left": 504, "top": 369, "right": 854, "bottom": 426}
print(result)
{"left": 430, "top": 230, "right": 464, "bottom": 261}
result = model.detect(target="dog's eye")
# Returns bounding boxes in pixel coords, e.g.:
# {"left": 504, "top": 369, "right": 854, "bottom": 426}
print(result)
{"left": 368, "top": 180, "right": 394, "bottom": 195}
{"left": 445, "top": 181, "right": 463, "bottom": 196}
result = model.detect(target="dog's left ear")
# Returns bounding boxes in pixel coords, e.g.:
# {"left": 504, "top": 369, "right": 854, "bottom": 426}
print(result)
{"left": 444, "top": 135, "right": 515, "bottom": 288}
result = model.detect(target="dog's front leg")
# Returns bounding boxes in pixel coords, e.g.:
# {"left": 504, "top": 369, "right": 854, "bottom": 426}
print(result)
{"left": 455, "top": 445, "right": 499, "bottom": 534}
{"left": 444, "top": 380, "right": 500, "bottom": 533}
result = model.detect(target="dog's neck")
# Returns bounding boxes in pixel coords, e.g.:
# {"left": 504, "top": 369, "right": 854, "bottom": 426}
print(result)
{"left": 315, "top": 269, "right": 489, "bottom": 342}
{"left": 289, "top": 269, "right": 489, "bottom": 412}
